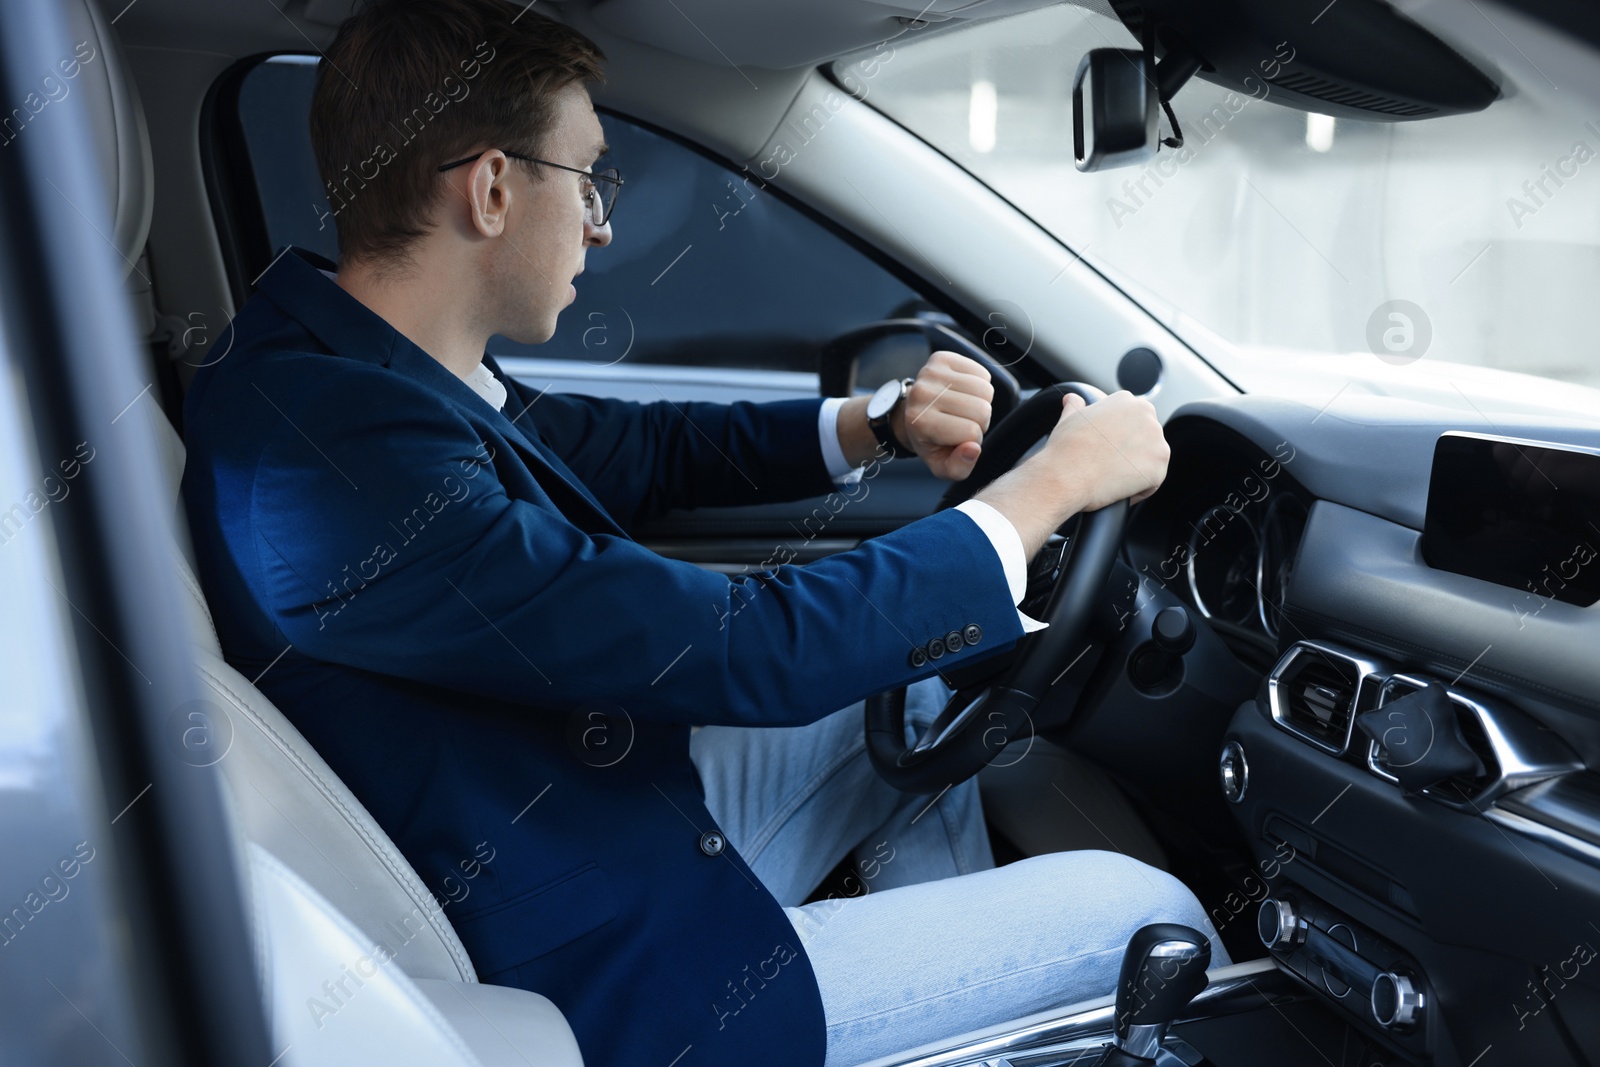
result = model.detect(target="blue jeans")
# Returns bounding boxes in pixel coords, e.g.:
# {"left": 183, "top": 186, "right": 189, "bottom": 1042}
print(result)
{"left": 691, "top": 677, "right": 1230, "bottom": 1067}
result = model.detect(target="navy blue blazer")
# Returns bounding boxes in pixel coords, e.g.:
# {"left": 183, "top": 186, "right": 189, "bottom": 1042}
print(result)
{"left": 181, "top": 246, "right": 1025, "bottom": 1067}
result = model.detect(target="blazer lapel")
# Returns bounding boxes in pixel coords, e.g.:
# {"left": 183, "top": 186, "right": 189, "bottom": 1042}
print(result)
{"left": 490, "top": 397, "right": 631, "bottom": 539}
{"left": 386, "top": 344, "right": 629, "bottom": 538}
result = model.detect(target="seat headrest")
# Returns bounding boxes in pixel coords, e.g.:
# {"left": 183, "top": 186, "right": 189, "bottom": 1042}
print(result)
{"left": 58, "top": 0, "right": 154, "bottom": 275}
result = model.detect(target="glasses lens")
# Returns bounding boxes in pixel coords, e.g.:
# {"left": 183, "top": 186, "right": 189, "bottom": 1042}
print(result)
{"left": 595, "top": 168, "right": 620, "bottom": 224}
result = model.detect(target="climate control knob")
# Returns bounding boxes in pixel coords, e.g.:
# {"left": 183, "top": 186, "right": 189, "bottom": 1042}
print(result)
{"left": 1257, "top": 897, "right": 1307, "bottom": 949}
{"left": 1371, "top": 971, "right": 1425, "bottom": 1029}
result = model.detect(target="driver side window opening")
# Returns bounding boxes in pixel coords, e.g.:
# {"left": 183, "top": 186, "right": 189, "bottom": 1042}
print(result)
{"left": 218, "top": 54, "right": 1018, "bottom": 387}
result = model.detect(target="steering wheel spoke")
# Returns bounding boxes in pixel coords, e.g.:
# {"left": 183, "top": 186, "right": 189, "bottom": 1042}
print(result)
{"left": 908, "top": 686, "right": 986, "bottom": 756}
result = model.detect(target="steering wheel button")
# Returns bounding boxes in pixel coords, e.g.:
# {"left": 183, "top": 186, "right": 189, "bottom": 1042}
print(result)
{"left": 925, "top": 638, "right": 945, "bottom": 660}
{"left": 698, "top": 830, "right": 725, "bottom": 857}
{"left": 908, "top": 646, "right": 928, "bottom": 668}
{"left": 944, "top": 631, "right": 964, "bottom": 654}
{"left": 963, "top": 623, "right": 982, "bottom": 645}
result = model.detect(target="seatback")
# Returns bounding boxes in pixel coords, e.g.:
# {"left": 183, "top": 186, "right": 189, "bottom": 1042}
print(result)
{"left": 82, "top": 7, "right": 586, "bottom": 1060}
{"left": 71, "top": 0, "right": 477, "bottom": 987}
{"left": 63, "top": 0, "right": 153, "bottom": 270}
{"left": 153, "top": 405, "right": 480, "bottom": 983}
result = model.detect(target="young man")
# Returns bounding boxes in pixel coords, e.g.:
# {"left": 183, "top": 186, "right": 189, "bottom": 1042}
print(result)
{"left": 180, "top": 2, "right": 1223, "bottom": 1064}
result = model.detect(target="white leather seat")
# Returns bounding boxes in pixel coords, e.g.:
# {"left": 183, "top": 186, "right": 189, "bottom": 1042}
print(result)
{"left": 75, "top": 0, "right": 584, "bottom": 1060}
{"left": 155, "top": 369, "right": 583, "bottom": 1067}
{"left": 247, "top": 836, "right": 588, "bottom": 1067}
{"left": 248, "top": 842, "right": 486, "bottom": 1067}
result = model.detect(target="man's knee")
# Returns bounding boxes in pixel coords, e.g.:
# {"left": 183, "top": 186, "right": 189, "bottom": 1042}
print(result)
{"left": 1018, "top": 850, "right": 1228, "bottom": 963}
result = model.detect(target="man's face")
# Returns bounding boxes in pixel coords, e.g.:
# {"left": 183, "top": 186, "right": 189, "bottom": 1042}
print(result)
{"left": 495, "top": 84, "right": 611, "bottom": 344}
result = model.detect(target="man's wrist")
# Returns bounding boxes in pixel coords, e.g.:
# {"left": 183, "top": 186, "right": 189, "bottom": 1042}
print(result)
{"left": 973, "top": 460, "right": 1086, "bottom": 559}
{"left": 837, "top": 393, "right": 915, "bottom": 468}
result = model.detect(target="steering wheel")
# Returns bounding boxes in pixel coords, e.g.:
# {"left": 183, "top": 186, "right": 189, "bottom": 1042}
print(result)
{"left": 864, "top": 383, "right": 1128, "bottom": 793}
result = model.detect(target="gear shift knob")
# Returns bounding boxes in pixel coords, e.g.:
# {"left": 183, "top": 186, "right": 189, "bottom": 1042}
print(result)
{"left": 1109, "top": 924, "right": 1211, "bottom": 1062}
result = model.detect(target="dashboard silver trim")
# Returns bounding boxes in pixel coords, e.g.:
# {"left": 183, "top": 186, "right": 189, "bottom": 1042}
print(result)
{"left": 1267, "top": 640, "right": 1383, "bottom": 756}
{"left": 1185, "top": 504, "right": 1258, "bottom": 627}
{"left": 848, "top": 960, "right": 1285, "bottom": 1067}
{"left": 1437, "top": 428, "right": 1600, "bottom": 460}
{"left": 1484, "top": 807, "right": 1600, "bottom": 868}
{"left": 1255, "top": 493, "right": 1308, "bottom": 641}
{"left": 1365, "top": 673, "right": 1422, "bottom": 785}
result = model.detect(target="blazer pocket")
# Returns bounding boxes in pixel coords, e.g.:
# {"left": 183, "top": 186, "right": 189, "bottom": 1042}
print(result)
{"left": 451, "top": 862, "right": 618, "bottom": 976}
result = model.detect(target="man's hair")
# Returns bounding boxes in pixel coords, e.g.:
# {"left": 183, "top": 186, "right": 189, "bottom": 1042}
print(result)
{"left": 309, "top": 0, "right": 606, "bottom": 270}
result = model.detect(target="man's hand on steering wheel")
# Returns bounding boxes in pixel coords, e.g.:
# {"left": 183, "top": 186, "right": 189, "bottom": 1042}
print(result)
{"left": 972, "top": 387, "right": 1170, "bottom": 557}
{"left": 864, "top": 381, "right": 1172, "bottom": 793}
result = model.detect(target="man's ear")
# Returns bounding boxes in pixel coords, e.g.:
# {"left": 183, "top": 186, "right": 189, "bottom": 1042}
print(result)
{"left": 459, "top": 151, "right": 512, "bottom": 239}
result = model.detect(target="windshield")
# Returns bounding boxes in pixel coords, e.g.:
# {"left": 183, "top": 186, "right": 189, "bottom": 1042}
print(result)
{"left": 845, "top": 6, "right": 1600, "bottom": 392}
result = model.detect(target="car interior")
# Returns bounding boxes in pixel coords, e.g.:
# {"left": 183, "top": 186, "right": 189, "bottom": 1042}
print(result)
{"left": 8, "top": 0, "right": 1600, "bottom": 1064}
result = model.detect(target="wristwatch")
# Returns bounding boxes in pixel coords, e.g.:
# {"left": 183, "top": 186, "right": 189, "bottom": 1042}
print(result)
{"left": 865, "top": 376, "right": 917, "bottom": 459}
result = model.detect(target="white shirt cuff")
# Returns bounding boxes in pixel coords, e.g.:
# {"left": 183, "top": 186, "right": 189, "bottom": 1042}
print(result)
{"left": 953, "top": 499, "right": 1049, "bottom": 633}
{"left": 816, "top": 397, "right": 864, "bottom": 485}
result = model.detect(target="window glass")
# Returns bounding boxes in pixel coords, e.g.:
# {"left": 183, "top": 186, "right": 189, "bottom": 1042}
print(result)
{"left": 852, "top": 8, "right": 1600, "bottom": 390}
{"left": 502, "top": 113, "right": 924, "bottom": 371}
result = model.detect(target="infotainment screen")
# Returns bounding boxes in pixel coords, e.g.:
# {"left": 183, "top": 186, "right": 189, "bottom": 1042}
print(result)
{"left": 1422, "top": 432, "right": 1600, "bottom": 607}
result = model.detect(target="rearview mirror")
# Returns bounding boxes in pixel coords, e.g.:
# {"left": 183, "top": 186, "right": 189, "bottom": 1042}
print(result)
{"left": 1072, "top": 48, "right": 1159, "bottom": 172}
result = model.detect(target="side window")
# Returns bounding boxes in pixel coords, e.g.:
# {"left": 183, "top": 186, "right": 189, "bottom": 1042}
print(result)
{"left": 509, "top": 112, "right": 921, "bottom": 371}
{"left": 228, "top": 58, "right": 924, "bottom": 373}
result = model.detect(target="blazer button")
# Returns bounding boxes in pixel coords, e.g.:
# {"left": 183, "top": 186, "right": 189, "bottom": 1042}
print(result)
{"left": 963, "top": 623, "right": 983, "bottom": 646}
{"left": 944, "top": 630, "right": 964, "bottom": 655}
{"left": 908, "top": 645, "right": 928, "bottom": 668}
{"left": 699, "top": 830, "right": 726, "bottom": 857}
{"left": 925, "top": 638, "right": 945, "bottom": 660}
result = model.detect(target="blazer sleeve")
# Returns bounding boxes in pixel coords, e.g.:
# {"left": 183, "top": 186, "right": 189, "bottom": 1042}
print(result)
{"left": 504, "top": 373, "right": 838, "bottom": 529}
{"left": 247, "top": 376, "right": 1024, "bottom": 729}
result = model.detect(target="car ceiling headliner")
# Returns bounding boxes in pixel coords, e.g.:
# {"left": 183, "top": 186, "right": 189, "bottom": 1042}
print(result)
{"left": 104, "top": 0, "right": 1600, "bottom": 175}
{"left": 107, "top": 0, "right": 1095, "bottom": 163}
{"left": 109, "top": 0, "right": 1083, "bottom": 68}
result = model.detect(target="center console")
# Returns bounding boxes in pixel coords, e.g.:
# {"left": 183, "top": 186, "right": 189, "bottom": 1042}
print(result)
{"left": 1218, "top": 635, "right": 1600, "bottom": 1065}
{"left": 1256, "top": 889, "right": 1428, "bottom": 1051}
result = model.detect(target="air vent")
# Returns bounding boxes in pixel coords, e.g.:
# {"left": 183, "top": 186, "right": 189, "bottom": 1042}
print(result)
{"left": 1281, "top": 661, "right": 1357, "bottom": 748}
{"left": 1268, "top": 642, "right": 1376, "bottom": 754}
{"left": 1266, "top": 71, "right": 1438, "bottom": 117}
{"left": 1368, "top": 675, "right": 1500, "bottom": 805}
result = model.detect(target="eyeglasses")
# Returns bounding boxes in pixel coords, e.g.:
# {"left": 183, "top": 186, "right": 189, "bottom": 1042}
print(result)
{"left": 437, "top": 150, "right": 623, "bottom": 227}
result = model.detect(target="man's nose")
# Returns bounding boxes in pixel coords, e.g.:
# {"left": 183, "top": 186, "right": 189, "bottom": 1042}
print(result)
{"left": 584, "top": 218, "right": 612, "bottom": 247}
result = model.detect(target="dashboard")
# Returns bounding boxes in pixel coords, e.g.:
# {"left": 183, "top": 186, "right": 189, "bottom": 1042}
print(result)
{"left": 1125, "top": 394, "right": 1600, "bottom": 1067}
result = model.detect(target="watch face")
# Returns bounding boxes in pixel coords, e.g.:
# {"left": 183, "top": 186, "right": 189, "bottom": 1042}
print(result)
{"left": 866, "top": 377, "right": 904, "bottom": 420}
